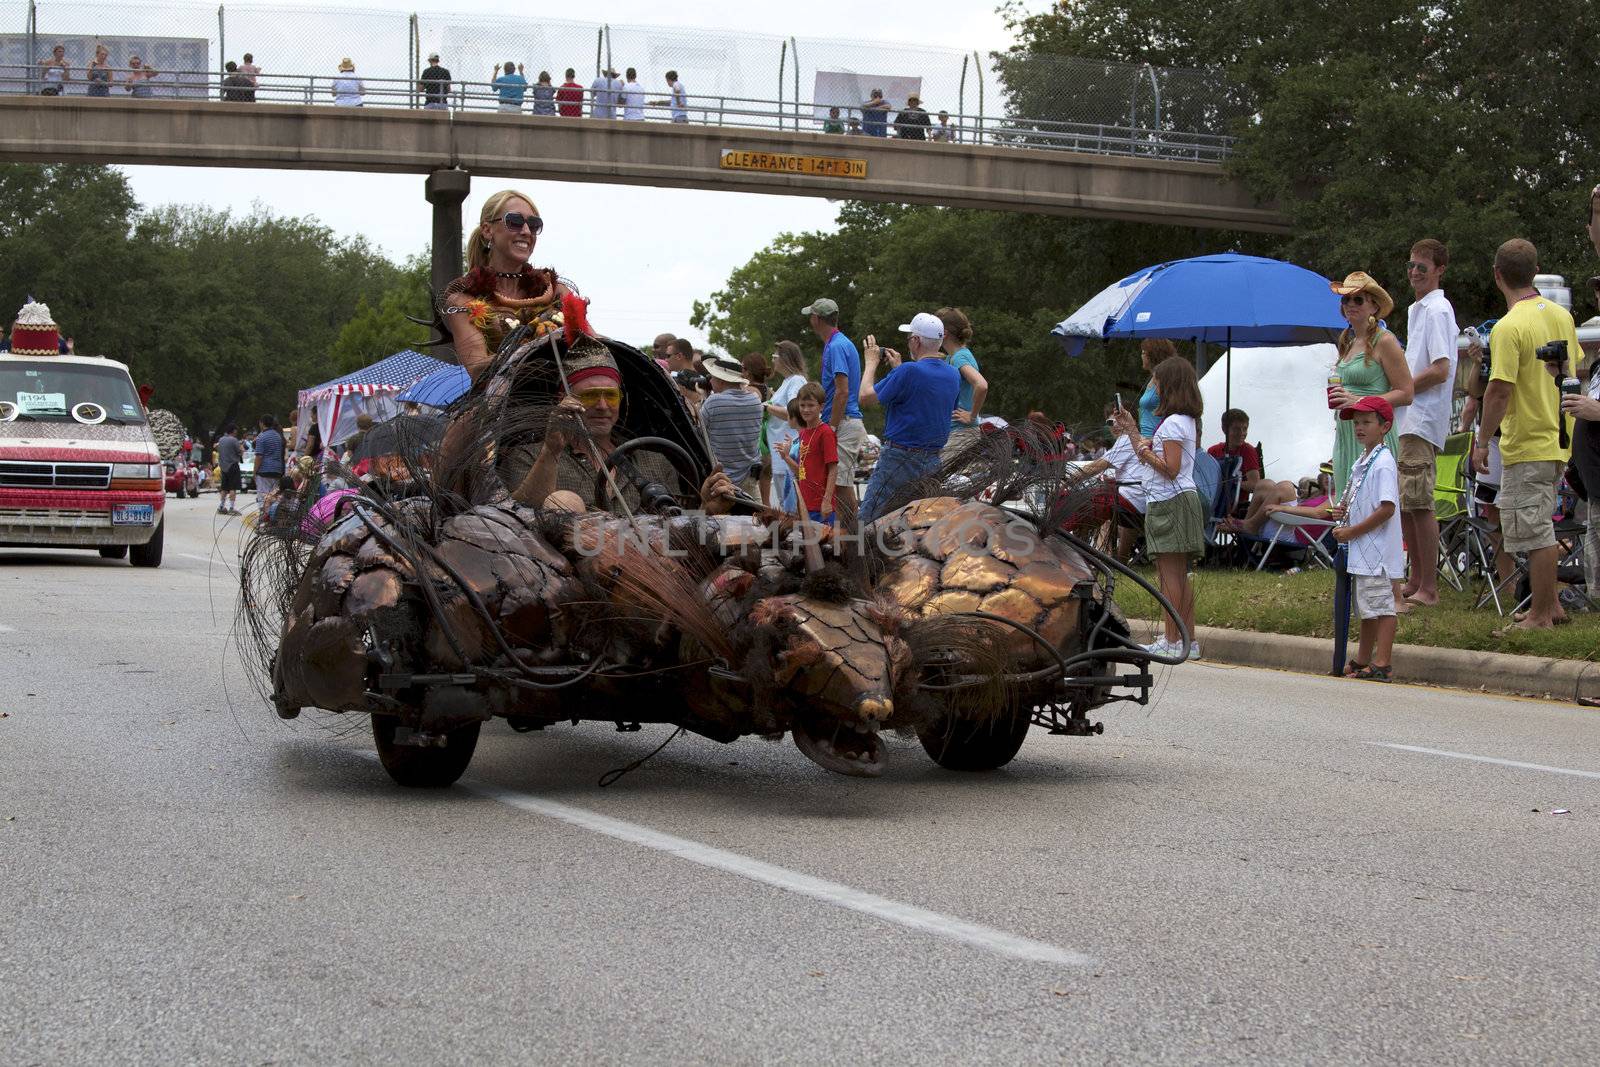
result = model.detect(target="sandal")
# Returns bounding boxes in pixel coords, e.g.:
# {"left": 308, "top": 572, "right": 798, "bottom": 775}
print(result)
{"left": 1342, "top": 660, "right": 1367, "bottom": 677}
{"left": 1350, "top": 664, "right": 1392, "bottom": 682}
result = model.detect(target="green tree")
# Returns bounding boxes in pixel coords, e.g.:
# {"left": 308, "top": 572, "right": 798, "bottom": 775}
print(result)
{"left": 329, "top": 254, "right": 432, "bottom": 374}
{"left": 0, "top": 164, "right": 417, "bottom": 436}
{"left": 694, "top": 202, "right": 1263, "bottom": 433}
{"left": 998, "top": 1, "right": 1600, "bottom": 325}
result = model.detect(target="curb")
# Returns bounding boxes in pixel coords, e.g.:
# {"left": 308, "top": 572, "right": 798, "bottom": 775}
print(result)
{"left": 1129, "top": 620, "right": 1600, "bottom": 704}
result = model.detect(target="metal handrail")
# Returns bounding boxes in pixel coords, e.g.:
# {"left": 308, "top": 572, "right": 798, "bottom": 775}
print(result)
{"left": 0, "top": 65, "right": 1237, "bottom": 162}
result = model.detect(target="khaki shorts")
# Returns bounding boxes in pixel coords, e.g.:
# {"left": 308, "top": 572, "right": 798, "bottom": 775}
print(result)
{"left": 1353, "top": 573, "right": 1396, "bottom": 620}
{"left": 834, "top": 418, "right": 866, "bottom": 486}
{"left": 1498, "top": 460, "right": 1562, "bottom": 554}
{"left": 1397, "top": 434, "right": 1438, "bottom": 512}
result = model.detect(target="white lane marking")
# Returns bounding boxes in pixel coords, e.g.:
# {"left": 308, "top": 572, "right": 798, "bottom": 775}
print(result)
{"left": 465, "top": 779, "right": 1092, "bottom": 967}
{"left": 1368, "top": 743, "right": 1600, "bottom": 781}
{"left": 0, "top": 623, "right": 14, "bottom": 633}
{"left": 172, "top": 551, "right": 220, "bottom": 564}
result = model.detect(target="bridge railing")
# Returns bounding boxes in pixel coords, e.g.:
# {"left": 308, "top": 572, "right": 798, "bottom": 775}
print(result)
{"left": 0, "top": 61, "right": 1238, "bottom": 164}
{"left": 6, "top": 0, "right": 1250, "bottom": 161}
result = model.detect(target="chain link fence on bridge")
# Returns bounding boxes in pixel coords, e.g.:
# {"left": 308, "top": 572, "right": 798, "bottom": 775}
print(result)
{"left": 1, "top": 0, "right": 1249, "bottom": 161}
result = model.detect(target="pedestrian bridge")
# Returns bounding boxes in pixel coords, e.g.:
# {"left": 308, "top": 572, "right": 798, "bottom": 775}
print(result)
{"left": 0, "top": 97, "right": 1287, "bottom": 232}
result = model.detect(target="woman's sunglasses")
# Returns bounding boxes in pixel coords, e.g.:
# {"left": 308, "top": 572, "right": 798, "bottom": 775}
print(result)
{"left": 494, "top": 212, "right": 544, "bottom": 234}
{"left": 1340, "top": 294, "right": 1368, "bottom": 306}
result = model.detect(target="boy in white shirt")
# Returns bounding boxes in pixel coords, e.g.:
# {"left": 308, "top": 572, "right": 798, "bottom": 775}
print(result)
{"left": 1267, "top": 396, "right": 1403, "bottom": 680}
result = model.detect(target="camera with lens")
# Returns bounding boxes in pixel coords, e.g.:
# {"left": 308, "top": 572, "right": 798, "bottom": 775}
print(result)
{"left": 672, "top": 369, "right": 710, "bottom": 393}
{"left": 1535, "top": 338, "right": 1569, "bottom": 366}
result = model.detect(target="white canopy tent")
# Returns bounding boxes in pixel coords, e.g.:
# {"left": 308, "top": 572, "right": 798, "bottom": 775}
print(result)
{"left": 1198, "top": 344, "right": 1339, "bottom": 490}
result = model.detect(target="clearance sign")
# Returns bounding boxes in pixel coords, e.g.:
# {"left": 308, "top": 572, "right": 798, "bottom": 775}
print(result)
{"left": 719, "top": 148, "right": 867, "bottom": 179}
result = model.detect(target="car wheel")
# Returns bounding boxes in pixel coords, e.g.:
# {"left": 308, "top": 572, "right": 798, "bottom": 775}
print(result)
{"left": 371, "top": 716, "right": 480, "bottom": 788}
{"left": 916, "top": 705, "right": 1031, "bottom": 771}
{"left": 129, "top": 521, "right": 164, "bottom": 568}
{"left": 98, "top": 545, "right": 128, "bottom": 560}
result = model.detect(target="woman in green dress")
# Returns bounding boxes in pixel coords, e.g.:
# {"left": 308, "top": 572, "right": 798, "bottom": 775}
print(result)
{"left": 1327, "top": 272, "right": 1413, "bottom": 499}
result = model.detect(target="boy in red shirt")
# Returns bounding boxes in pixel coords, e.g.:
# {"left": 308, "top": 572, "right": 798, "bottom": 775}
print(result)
{"left": 793, "top": 382, "right": 838, "bottom": 525}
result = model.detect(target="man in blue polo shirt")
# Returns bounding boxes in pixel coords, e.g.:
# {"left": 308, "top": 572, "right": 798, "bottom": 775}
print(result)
{"left": 858, "top": 312, "right": 960, "bottom": 524}
{"left": 253, "top": 413, "right": 286, "bottom": 509}
{"left": 804, "top": 296, "right": 865, "bottom": 523}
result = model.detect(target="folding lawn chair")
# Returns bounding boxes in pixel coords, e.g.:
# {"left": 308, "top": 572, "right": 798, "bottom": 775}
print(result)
{"left": 1433, "top": 433, "right": 1471, "bottom": 591}
{"left": 1243, "top": 511, "right": 1338, "bottom": 570}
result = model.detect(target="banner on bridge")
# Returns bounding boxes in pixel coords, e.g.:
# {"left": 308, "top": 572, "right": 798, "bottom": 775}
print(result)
{"left": 719, "top": 149, "right": 867, "bottom": 180}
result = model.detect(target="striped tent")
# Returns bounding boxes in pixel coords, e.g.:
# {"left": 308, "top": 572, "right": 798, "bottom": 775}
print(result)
{"left": 297, "top": 350, "right": 451, "bottom": 406}
{"left": 297, "top": 350, "right": 453, "bottom": 456}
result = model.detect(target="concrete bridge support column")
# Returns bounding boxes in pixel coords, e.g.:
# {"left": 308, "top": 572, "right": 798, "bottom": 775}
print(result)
{"left": 424, "top": 167, "right": 471, "bottom": 299}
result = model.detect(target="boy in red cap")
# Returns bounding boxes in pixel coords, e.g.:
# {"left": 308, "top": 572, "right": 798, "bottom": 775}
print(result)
{"left": 1266, "top": 396, "right": 1402, "bottom": 680}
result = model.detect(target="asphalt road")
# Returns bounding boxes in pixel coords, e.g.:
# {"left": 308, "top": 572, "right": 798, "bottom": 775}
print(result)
{"left": 5, "top": 496, "right": 1600, "bottom": 1065}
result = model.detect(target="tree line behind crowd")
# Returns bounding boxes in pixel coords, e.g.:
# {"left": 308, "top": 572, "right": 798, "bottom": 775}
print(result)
{"left": 0, "top": 163, "right": 423, "bottom": 437}
{"left": 698, "top": 0, "right": 1600, "bottom": 429}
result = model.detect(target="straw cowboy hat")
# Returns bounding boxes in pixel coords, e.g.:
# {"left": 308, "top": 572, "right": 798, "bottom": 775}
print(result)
{"left": 705, "top": 357, "right": 749, "bottom": 386}
{"left": 338, "top": 58, "right": 355, "bottom": 72}
{"left": 1329, "top": 271, "right": 1394, "bottom": 319}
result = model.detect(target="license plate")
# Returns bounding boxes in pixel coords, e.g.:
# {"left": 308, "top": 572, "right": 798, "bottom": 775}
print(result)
{"left": 112, "top": 504, "right": 155, "bottom": 526}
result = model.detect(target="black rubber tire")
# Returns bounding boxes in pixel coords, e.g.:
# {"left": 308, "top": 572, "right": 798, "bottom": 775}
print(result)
{"left": 98, "top": 545, "right": 127, "bottom": 560}
{"left": 129, "top": 521, "right": 164, "bottom": 568}
{"left": 917, "top": 708, "right": 1032, "bottom": 771}
{"left": 371, "top": 716, "right": 480, "bottom": 788}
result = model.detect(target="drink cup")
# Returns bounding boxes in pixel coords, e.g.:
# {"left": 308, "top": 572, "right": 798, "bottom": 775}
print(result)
{"left": 1326, "top": 373, "right": 1343, "bottom": 409}
{"left": 1561, "top": 377, "right": 1581, "bottom": 397}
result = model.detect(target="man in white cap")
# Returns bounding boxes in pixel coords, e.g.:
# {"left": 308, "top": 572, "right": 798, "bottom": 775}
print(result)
{"left": 700, "top": 357, "right": 764, "bottom": 497}
{"left": 419, "top": 52, "right": 451, "bottom": 110}
{"left": 858, "top": 312, "right": 961, "bottom": 524}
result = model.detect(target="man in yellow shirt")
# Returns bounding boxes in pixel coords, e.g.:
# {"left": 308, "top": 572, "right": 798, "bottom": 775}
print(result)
{"left": 1473, "top": 238, "right": 1578, "bottom": 630}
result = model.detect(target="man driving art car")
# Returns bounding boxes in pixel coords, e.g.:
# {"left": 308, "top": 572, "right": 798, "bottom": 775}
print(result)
{"left": 500, "top": 339, "right": 735, "bottom": 514}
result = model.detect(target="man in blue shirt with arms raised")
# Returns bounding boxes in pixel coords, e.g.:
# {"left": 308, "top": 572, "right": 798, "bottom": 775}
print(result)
{"left": 858, "top": 312, "right": 960, "bottom": 524}
{"left": 804, "top": 296, "right": 866, "bottom": 526}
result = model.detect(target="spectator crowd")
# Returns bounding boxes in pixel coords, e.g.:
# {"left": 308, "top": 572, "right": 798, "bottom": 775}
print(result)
{"left": 27, "top": 42, "right": 966, "bottom": 138}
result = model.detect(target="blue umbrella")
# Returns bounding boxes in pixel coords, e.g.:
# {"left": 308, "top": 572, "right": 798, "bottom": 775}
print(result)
{"left": 396, "top": 365, "right": 472, "bottom": 408}
{"left": 1051, "top": 252, "right": 1348, "bottom": 405}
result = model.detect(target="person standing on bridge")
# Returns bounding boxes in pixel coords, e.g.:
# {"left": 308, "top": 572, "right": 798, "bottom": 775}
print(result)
{"left": 419, "top": 52, "right": 451, "bottom": 110}
{"left": 239, "top": 53, "right": 261, "bottom": 87}
{"left": 532, "top": 71, "right": 557, "bottom": 116}
{"left": 894, "top": 95, "right": 931, "bottom": 140}
{"left": 493, "top": 61, "right": 527, "bottom": 113}
{"left": 804, "top": 297, "right": 866, "bottom": 528}
{"left": 38, "top": 44, "right": 68, "bottom": 95}
{"left": 86, "top": 45, "right": 112, "bottom": 98}
{"left": 439, "top": 189, "right": 574, "bottom": 382}
{"left": 557, "top": 68, "right": 584, "bottom": 116}
{"left": 861, "top": 89, "right": 891, "bottom": 137}
{"left": 620, "top": 68, "right": 645, "bottom": 120}
{"left": 650, "top": 71, "right": 689, "bottom": 123}
{"left": 331, "top": 58, "right": 363, "bottom": 106}
{"left": 590, "top": 67, "right": 619, "bottom": 119}
{"left": 124, "top": 55, "right": 159, "bottom": 98}
{"left": 221, "top": 61, "right": 256, "bottom": 103}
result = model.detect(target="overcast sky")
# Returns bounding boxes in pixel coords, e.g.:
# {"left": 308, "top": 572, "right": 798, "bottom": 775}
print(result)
{"left": 117, "top": 0, "right": 1022, "bottom": 351}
